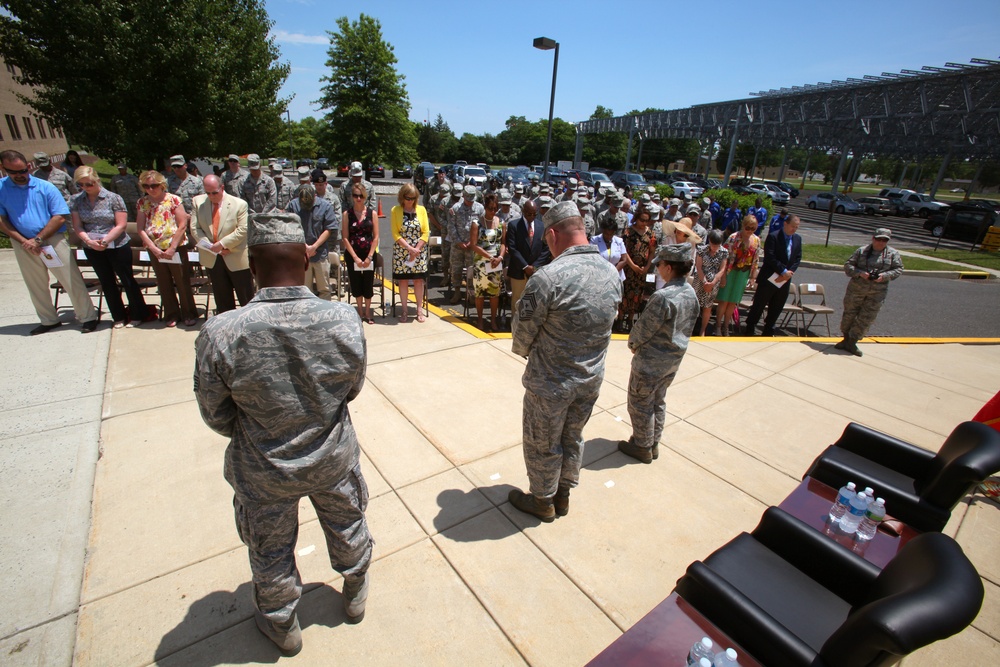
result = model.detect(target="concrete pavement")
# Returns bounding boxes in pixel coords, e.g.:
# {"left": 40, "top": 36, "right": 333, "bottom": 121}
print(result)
{"left": 0, "top": 247, "right": 998, "bottom": 666}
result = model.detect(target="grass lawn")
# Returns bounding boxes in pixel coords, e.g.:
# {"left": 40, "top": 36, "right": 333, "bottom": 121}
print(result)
{"left": 902, "top": 248, "right": 1000, "bottom": 271}
{"left": 802, "top": 244, "right": 964, "bottom": 271}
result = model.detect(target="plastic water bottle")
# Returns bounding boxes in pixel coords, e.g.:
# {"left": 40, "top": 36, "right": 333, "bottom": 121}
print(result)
{"left": 839, "top": 492, "right": 869, "bottom": 533}
{"left": 714, "top": 647, "right": 739, "bottom": 667}
{"left": 687, "top": 637, "right": 714, "bottom": 666}
{"left": 828, "top": 482, "right": 857, "bottom": 522}
{"left": 863, "top": 487, "right": 876, "bottom": 507}
{"left": 856, "top": 497, "right": 886, "bottom": 541}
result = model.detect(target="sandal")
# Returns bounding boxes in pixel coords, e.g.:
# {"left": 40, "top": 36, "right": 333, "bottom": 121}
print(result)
{"left": 416, "top": 314, "right": 426, "bottom": 323}
{"left": 399, "top": 315, "right": 408, "bottom": 323}
{"left": 366, "top": 318, "right": 375, "bottom": 325}
{"left": 183, "top": 318, "right": 197, "bottom": 327}
{"left": 165, "top": 319, "right": 177, "bottom": 328}
{"left": 113, "top": 321, "right": 126, "bottom": 330}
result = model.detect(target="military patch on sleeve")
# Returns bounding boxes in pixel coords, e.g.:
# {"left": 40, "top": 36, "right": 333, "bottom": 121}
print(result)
{"left": 518, "top": 292, "right": 536, "bottom": 320}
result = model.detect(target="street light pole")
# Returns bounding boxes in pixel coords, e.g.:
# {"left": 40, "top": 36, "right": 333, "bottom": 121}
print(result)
{"left": 533, "top": 36, "right": 559, "bottom": 184}
{"left": 285, "top": 110, "right": 294, "bottom": 168}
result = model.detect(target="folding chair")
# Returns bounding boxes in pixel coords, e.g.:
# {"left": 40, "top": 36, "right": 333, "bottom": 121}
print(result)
{"left": 186, "top": 251, "right": 212, "bottom": 319}
{"left": 797, "top": 282, "right": 836, "bottom": 336}
{"left": 427, "top": 236, "right": 443, "bottom": 273}
{"left": 778, "top": 282, "right": 805, "bottom": 335}
{"left": 51, "top": 247, "right": 104, "bottom": 318}
{"left": 463, "top": 265, "right": 476, "bottom": 319}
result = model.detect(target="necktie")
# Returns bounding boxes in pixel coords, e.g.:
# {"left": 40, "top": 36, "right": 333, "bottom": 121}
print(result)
{"left": 528, "top": 220, "right": 534, "bottom": 244}
{"left": 212, "top": 203, "right": 220, "bottom": 242}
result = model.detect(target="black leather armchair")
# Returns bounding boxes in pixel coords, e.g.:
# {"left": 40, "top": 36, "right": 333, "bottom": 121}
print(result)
{"left": 804, "top": 421, "right": 1000, "bottom": 532}
{"left": 675, "top": 507, "right": 983, "bottom": 667}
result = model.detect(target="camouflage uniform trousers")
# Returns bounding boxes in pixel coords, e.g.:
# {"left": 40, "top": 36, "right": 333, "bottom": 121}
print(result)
{"left": 627, "top": 369, "right": 678, "bottom": 451}
{"left": 521, "top": 387, "right": 600, "bottom": 498}
{"left": 441, "top": 239, "right": 452, "bottom": 284}
{"left": 450, "top": 244, "right": 474, "bottom": 292}
{"left": 233, "top": 464, "right": 373, "bottom": 627}
{"left": 840, "top": 279, "right": 889, "bottom": 341}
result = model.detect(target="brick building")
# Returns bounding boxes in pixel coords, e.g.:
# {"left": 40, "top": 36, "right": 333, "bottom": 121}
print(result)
{"left": 0, "top": 57, "right": 69, "bottom": 167}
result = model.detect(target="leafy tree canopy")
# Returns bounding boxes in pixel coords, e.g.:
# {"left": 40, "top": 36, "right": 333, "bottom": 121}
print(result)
{"left": 0, "top": 0, "right": 289, "bottom": 168}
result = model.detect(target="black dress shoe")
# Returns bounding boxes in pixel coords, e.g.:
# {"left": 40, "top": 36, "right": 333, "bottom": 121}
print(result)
{"left": 81, "top": 319, "right": 99, "bottom": 333}
{"left": 30, "top": 322, "right": 62, "bottom": 335}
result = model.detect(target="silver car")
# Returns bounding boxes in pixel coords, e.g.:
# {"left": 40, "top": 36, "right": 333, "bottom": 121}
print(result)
{"left": 747, "top": 183, "right": 789, "bottom": 204}
{"left": 670, "top": 181, "right": 704, "bottom": 198}
{"left": 806, "top": 192, "right": 861, "bottom": 215}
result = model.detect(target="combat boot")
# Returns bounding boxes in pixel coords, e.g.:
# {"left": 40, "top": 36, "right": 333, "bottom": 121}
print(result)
{"left": 508, "top": 489, "right": 555, "bottom": 522}
{"left": 652, "top": 443, "right": 659, "bottom": 460}
{"left": 618, "top": 439, "right": 653, "bottom": 464}
{"left": 848, "top": 338, "right": 863, "bottom": 357}
{"left": 554, "top": 486, "right": 570, "bottom": 517}
{"left": 834, "top": 338, "right": 848, "bottom": 350}
{"left": 343, "top": 572, "right": 369, "bottom": 624}
{"left": 254, "top": 611, "right": 302, "bottom": 656}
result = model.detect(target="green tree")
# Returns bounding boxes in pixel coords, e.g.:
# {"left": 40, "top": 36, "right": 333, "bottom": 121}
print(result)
{"left": 416, "top": 114, "right": 456, "bottom": 163}
{"left": 581, "top": 106, "right": 626, "bottom": 170}
{"left": 272, "top": 118, "right": 321, "bottom": 160}
{"left": 317, "top": 14, "right": 416, "bottom": 167}
{"left": 0, "top": 0, "right": 288, "bottom": 168}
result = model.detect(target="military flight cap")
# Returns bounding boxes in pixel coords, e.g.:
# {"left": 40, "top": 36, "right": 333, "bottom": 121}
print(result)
{"left": 536, "top": 196, "right": 555, "bottom": 211}
{"left": 439, "top": 182, "right": 451, "bottom": 194}
{"left": 33, "top": 152, "right": 50, "bottom": 166}
{"left": 542, "top": 200, "right": 579, "bottom": 229}
{"left": 654, "top": 243, "right": 692, "bottom": 264}
{"left": 686, "top": 204, "right": 701, "bottom": 215}
{"left": 269, "top": 163, "right": 283, "bottom": 175}
{"left": 227, "top": 154, "right": 241, "bottom": 162}
{"left": 874, "top": 228, "right": 892, "bottom": 240}
{"left": 462, "top": 185, "right": 476, "bottom": 199}
{"left": 169, "top": 154, "right": 186, "bottom": 167}
{"left": 246, "top": 154, "right": 261, "bottom": 167}
{"left": 248, "top": 212, "right": 305, "bottom": 246}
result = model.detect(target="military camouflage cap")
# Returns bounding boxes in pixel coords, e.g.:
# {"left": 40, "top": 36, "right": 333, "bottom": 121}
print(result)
{"left": 500, "top": 192, "right": 512, "bottom": 204}
{"left": 514, "top": 184, "right": 524, "bottom": 193}
{"left": 611, "top": 194, "right": 625, "bottom": 207}
{"left": 542, "top": 200, "right": 579, "bottom": 229}
{"left": 639, "top": 193, "right": 652, "bottom": 204}
{"left": 269, "top": 163, "right": 283, "bottom": 175}
{"left": 654, "top": 243, "right": 693, "bottom": 264}
{"left": 246, "top": 154, "right": 261, "bottom": 167}
{"left": 439, "top": 183, "right": 451, "bottom": 194}
{"left": 874, "top": 228, "right": 892, "bottom": 240}
{"left": 169, "top": 154, "right": 186, "bottom": 167}
{"left": 248, "top": 212, "right": 305, "bottom": 247}
{"left": 567, "top": 177, "right": 578, "bottom": 187}
{"left": 686, "top": 204, "right": 701, "bottom": 215}
{"left": 539, "top": 183, "right": 552, "bottom": 194}
{"left": 33, "top": 152, "right": 50, "bottom": 166}
{"left": 227, "top": 154, "right": 241, "bottom": 162}
{"left": 535, "top": 196, "right": 555, "bottom": 211}
{"left": 576, "top": 194, "right": 591, "bottom": 205}
{"left": 646, "top": 185, "right": 656, "bottom": 194}
{"left": 462, "top": 185, "right": 476, "bottom": 199}
{"left": 297, "top": 165, "right": 311, "bottom": 182}
{"left": 349, "top": 161, "right": 363, "bottom": 176}
{"left": 702, "top": 197, "right": 712, "bottom": 206}
{"left": 449, "top": 186, "right": 462, "bottom": 198}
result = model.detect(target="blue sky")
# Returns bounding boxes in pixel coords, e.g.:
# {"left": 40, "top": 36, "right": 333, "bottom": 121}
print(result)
{"left": 266, "top": 0, "right": 1000, "bottom": 136}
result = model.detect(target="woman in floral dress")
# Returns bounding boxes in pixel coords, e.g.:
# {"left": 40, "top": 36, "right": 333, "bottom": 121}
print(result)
{"left": 715, "top": 215, "right": 760, "bottom": 336}
{"left": 620, "top": 209, "right": 655, "bottom": 331}
{"left": 390, "top": 183, "right": 430, "bottom": 322}
{"left": 470, "top": 193, "right": 506, "bottom": 331}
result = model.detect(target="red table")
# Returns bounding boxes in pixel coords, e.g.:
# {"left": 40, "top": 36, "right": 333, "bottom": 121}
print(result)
{"left": 778, "top": 477, "right": 919, "bottom": 568}
{"left": 586, "top": 593, "right": 761, "bottom": 667}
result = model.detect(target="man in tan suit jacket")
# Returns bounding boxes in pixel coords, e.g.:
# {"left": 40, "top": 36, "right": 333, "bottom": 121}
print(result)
{"left": 190, "top": 174, "right": 254, "bottom": 313}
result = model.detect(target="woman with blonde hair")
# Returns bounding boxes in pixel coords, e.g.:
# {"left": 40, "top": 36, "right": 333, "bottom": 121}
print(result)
{"left": 390, "top": 183, "right": 429, "bottom": 322}
{"left": 715, "top": 214, "right": 761, "bottom": 336}
{"left": 136, "top": 169, "right": 197, "bottom": 326}
{"left": 343, "top": 181, "right": 379, "bottom": 324}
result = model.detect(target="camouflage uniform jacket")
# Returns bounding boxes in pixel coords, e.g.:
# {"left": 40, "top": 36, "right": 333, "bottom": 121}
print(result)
{"left": 512, "top": 244, "right": 622, "bottom": 402}
{"left": 450, "top": 200, "right": 485, "bottom": 246}
{"left": 222, "top": 168, "right": 249, "bottom": 198}
{"left": 241, "top": 172, "right": 277, "bottom": 213}
{"left": 33, "top": 167, "right": 76, "bottom": 203}
{"left": 628, "top": 279, "right": 699, "bottom": 377}
{"left": 424, "top": 177, "right": 451, "bottom": 208}
{"left": 167, "top": 173, "right": 205, "bottom": 213}
{"left": 844, "top": 244, "right": 903, "bottom": 290}
{"left": 340, "top": 179, "right": 376, "bottom": 211}
{"left": 274, "top": 177, "right": 295, "bottom": 211}
{"left": 194, "top": 286, "right": 366, "bottom": 503}
{"left": 109, "top": 173, "right": 142, "bottom": 206}
{"left": 597, "top": 208, "right": 628, "bottom": 235}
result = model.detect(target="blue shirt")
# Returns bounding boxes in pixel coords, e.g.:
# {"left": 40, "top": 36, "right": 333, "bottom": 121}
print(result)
{"left": 748, "top": 206, "right": 769, "bottom": 234}
{"left": 720, "top": 207, "right": 742, "bottom": 234}
{"left": 0, "top": 175, "right": 70, "bottom": 237}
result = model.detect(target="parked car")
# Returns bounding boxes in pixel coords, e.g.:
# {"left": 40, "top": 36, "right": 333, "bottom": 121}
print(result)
{"left": 476, "top": 162, "right": 490, "bottom": 173}
{"left": 765, "top": 180, "right": 800, "bottom": 198}
{"left": 581, "top": 171, "right": 613, "bottom": 190}
{"left": 589, "top": 167, "right": 612, "bottom": 176}
{"left": 544, "top": 169, "right": 570, "bottom": 186}
{"left": 855, "top": 196, "right": 893, "bottom": 216}
{"left": 746, "top": 183, "right": 788, "bottom": 204}
{"left": 963, "top": 199, "right": 1000, "bottom": 214}
{"left": 924, "top": 207, "right": 998, "bottom": 243}
{"left": 337, "top": 163, "right": 350, "bottom": 177}
{"left": 611, "top": 171, "right": 648, "bottom": 190}
{"left": 366, "top": 164, "right": 385, "bottom": 179}
{"left": 454, "top": 164, "right": 488, "bottom": 187}
{"left": 413, "top": 162, "right": 435, "bottom": 193}
{"left": 296, "top": 158, "right": 314, "bottom": 169}
{"left": 497, "top": 168, "right": 532, "bottom": 189}
{"left": 642, "top": 169, "right": 668, "bottom": 183}
{"left": 878, "top": 187, "right": 949, "bottom": 218}
{"left": 671, "top": 181, "right": 704, "bottom": 198}
{"left": 806, "top": 192, "right": 862, "bottom": 215}
{"left": 317, "top": 157, "right": 330, "bottom": 170}
{"left": 393, "top": 164, "right": 412, "bottom": 179}
{"left": 454, "top": 160, "right": 468, "bottom": 167}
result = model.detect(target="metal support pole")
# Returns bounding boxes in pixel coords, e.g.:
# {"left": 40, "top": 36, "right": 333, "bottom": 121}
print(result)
{"left": 723, "top": 115, "right": 740, "bottom": 187}
{"left": 897, "top": 163, "right": 908, "bottom": 188}
{"left": 830, "top": 149, "right": 849, "bottom": 193}
{"left": 573, "top": 130, "right": 583, "bottom": 170}
{"left": 777, "top": 145, "right": 789, "bottom": 182}
{"left": 285, "top": 110, "right": 294, "bottom": 168}
{"left": 966, "top": 162, "right": 985, "bottom": 201}
{"left": 636, "top": 133, "right": 645, "bottom": 172}
{"left": 799, "top": 151, "right": 811, "bottom": 190}
{"left": 929, "top": 150, "right": 952, "bottom": 199}
{"left": 749, "top": 145, "right": 760, "bottom": 180}
{"left": 540, "top": 43, "right": 559, "bottom": 183}
{"left": 624, "top": 120, "right": 636, "bottom": 176}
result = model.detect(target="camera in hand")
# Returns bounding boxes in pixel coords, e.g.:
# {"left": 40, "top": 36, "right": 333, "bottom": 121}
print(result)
{"left": 868, "top": 269, "right": 881, "bottom": 281}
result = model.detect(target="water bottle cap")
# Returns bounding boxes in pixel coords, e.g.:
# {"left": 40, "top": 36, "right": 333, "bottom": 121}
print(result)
{"left": 876, "top": 497, "right": 885, "bottom": 504}
{"left": 700, "top": 637, "right": 713, "bottom": 649}
{"left": 856, "top": 492, "right": 866, "bottom": 499}
{"left": 699, "top": 659, "right": 712, "bottom": 667}
{"left": 726, "top": 648, "right": 738, "bottom": 659}
{"left": 847, "top": 482, "right": 856, "bottom": 489}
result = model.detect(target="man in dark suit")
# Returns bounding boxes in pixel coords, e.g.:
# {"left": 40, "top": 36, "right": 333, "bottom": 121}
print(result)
{"left": 743, "top": 214, "right": 802, "bottom": 336}
{"left": 506, "top": 200, "right": 551, "bottom": 304}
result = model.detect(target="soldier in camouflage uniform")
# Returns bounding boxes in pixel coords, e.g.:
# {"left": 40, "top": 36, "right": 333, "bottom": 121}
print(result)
{"left": 448, "top": 185, "right": 484, "bottom": 304}
{"left": 441, "top": 185, "right": 463, "bottom": 288}
{"left": 241, "top": 154, "right": 277, "bottom": 213}
{"left": 508, "top": 201, "right": 622, "bottom": 522}
{"left": 498, "top": 192, "right": 521, "bottom": 225}
{"left": 429, "top": 182, "right": 452, "bottom": 284}
{"left": 511, "top": 184, "right": 529, "bottom": 211}
{"left": 166, "top": 155, "right": 205, "bottom": 214}
{"left": 618, "top": 244, "right": 699, "bottom": 463}
{"left": 222, "top": 154, "right": 249, "bottom": 198}
{"left": 272, "top": 163, "right": 295, "bottom": 211}
{"left": 194, "top": 212, "right": 373, "bottom": 656}
{"left": 340, "top": 161, "right": 376, "bottom": 212}
{"left": 576, "top": 194, "right": 596, "bottom": 237}
{"left": 836, "top": 228, "right": 904, "bottom": 357}
{"left": 32, "top": 152, "right": 76, "bottom": 203}
{"left": 109, "top": 163, "right": 142, "bottom": 219}
{"left": 423, "top": 167, "right": 450, "bottom": 208}
{"left": 597, "top": 194, "right": 629, "bottom": 237}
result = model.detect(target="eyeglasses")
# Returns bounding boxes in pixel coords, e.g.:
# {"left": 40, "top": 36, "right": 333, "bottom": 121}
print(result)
{"left": 5, "top": 167, "right": 29, "bottom": 175}
{"left": 205, "top": 189, "right": 222, "bottom": 195}
{"left": 404, "top": 196, "right": 417, "bottom": 201}
{"left": 77, "top": 181, "right": 97, "bottom": 188}
{"left": 142, "top": 183, "right": 162, "bottom": 190}
{"left": 352, "top": 194, "right": 365, "bottom": 199}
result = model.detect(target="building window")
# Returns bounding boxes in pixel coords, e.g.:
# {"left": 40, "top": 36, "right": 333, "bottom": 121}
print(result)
{"left": 5, "top": 63, "right": 15, "bottom": 76}
{"left": 35, "top": 117, "right": 46, "bottom": 139}
{"left": 22, "top": 116, "right": 35, "bottom": 140}
{"left": 55, "top": 125, "right": 63, "bottom": 139}
{"left": 5, "top": 114, "right": 21, "bottom": 140}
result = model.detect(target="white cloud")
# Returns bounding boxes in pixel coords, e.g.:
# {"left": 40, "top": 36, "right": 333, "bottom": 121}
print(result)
{"left": 271, "top": 29, "right": 327, "bottom": 45}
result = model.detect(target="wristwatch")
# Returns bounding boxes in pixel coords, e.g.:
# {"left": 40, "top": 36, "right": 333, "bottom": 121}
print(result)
{"left": 33, "top": 236, "right": 44, "bottom": 246}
